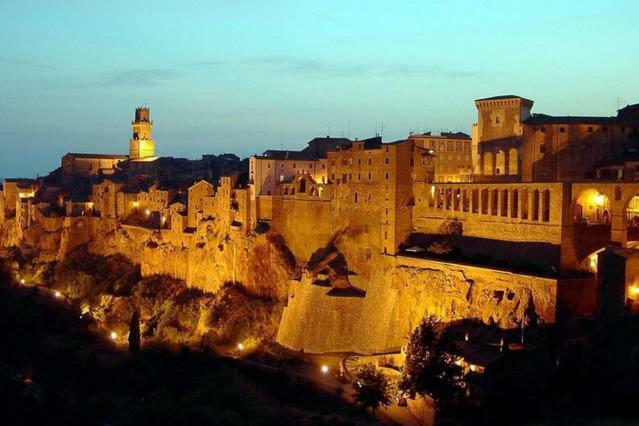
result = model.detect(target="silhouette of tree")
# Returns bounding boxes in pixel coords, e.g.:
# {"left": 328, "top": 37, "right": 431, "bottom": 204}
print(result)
{"left": 352, "top": 363, "right": 391, "bottom": 418}
{"left": 128, "top": 309, "right": 141, "bottom": 353}
{"left": 399, "top": 316, "right": 465, "bottom": 410}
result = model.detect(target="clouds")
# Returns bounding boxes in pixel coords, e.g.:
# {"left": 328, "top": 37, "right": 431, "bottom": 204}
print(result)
{"left": 181, "top": 55, "right": 479, "bottom": 79}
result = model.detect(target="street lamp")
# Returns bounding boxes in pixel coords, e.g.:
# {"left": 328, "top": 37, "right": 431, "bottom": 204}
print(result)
{"left": 237, "top": 343, "right": 244, "bottom": 351}
{"left": 321, "top": 365, "right": 329, "bottom": 374}
{"left": 54, "top": 291, "right": 62, "bottom": 298}
{"left": 110, "top": 331, "right": 118, "bottom": 340}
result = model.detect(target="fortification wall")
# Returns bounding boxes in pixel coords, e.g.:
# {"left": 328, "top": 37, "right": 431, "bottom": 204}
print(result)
{"left": 277, "top": 255, "right": 557, "bottom": 354}
{"left": 272, "top": 197, "right": 332, "bottom": 262}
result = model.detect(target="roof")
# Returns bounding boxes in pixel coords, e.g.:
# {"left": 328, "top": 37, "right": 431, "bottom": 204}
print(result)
{"left": 257, "top": 150, "right": 316, "bottom": 161}
{"left": 410, "top": 131, "right": 470, "bottom": 140}
{"left": 524, "top": 113, "right": 618, "bottom": 126}
{"left": 64, "top": 152, "right": 128, "bottom": 159}
{"left": 618, "top": 103, "right": 639, "bottom": 113}
{"left": 475, "top": 95, "right": 534, "bottom": 104}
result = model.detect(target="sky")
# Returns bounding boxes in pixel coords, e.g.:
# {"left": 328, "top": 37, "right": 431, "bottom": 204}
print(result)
{"left": 1, "top": 0, "right": 638, "bottom": 179}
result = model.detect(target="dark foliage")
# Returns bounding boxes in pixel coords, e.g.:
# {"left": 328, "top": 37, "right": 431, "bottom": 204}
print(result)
{"left": 352, "top": 364, "right": 391, "bottom": 417}
{"left": 399, "top": 316, "right": 465, "bottom": 409}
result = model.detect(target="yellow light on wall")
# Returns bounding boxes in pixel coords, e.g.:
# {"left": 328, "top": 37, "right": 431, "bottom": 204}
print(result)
{"left": 629, "top": 286, "right": 639, "bottom": 297}
{"left": 145, "top": 209, "right": 150, "bottom": 216}
{"left": 594, "top": 194, "right": 605, "bottom": 206}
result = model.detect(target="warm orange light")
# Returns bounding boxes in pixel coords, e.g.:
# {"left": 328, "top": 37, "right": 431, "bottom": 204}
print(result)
{"left": 321, "top": 365, "right": 329, "bottom": 374}
{"left": 237, "top": 343, "right": 244, "bottom": 351}
{"left": 145, "top": 209, "right": 150, "bottom": 216}
{"left": 630, "top": 286, "right": 639, "bottom": 296}
{"left": 54, "top": 291, "right": 61, "bottom": 298}
{"left": 593, "top": 194, "right": 605, "bottom": 206}
{"left": 110, "top": 331, "right": 118, "bottom": 340}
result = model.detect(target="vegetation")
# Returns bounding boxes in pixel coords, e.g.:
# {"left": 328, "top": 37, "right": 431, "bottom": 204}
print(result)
{"left": 352, "top": 364, "right": 391, "bottom": 418}
{"left": 399, "top": 316, "right": 465, "bottom": 410}
{"left": 0, "top": 259, "right": 371, "bottom": 425}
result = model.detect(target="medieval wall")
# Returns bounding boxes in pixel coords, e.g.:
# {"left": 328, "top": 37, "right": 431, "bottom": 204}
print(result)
{"left": 277, "top": 255, "right": 557, "bottom": 354}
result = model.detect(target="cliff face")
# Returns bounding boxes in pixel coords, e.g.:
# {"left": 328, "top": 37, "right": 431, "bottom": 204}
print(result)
{"left": 53, "top": 217, "right": 297, "bottom": 301}
{"left": 1, "top": 214, "right": 557, "bottom": 355}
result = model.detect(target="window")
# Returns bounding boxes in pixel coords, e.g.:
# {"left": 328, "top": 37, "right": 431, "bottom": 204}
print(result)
{"left": 385, "top": 157, "right": 389, "bottom": 165}
{"left": 456, "top": 141, "right": 462, "bottom": 151}
{"left": 385, "top": 172, "right": 390, "bottom": 180}
{"left": 540, "top": 144, "right": 546, "bottom": 154}
{"left": 495, "top": 117, "right": 500, "bottom": 124}
{"left": 368, "top": 158, "right": 372, "bottom": 165}
{"left": 354, "top": 193, "right": 358, "bottom": 203}
{"left": 588, "top": 127, "right": 593, "bottom": 133}
{"left": 358, "top": 158, "right": 362, "bottom": 165}
{"left": 368, "top": 173, "right": 372, "bottom": 180}
{"left": 541, "top": 127, "right": 546, "bottom": 133}
{"left": 341, "top": 173, "right": 347, "bottom": 182}
{"left": 560, "top": 127, "right": 565, "bottom": 133}
{"left": 602, "top": 126, "right": 608, "bottom": 133}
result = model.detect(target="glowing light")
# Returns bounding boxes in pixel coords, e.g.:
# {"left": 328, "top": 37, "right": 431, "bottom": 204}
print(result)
{"left": 593, "top": 194, "right": 605, "bottom": 206}
{"left": 145, "top": 209, "right": 150, "bottom": 216}
{"left": 110, "top": 331, "right": 118, "bottom": 340}
{"left": 132, "top": 201, "right": 139, "bottom": 208}
{"left": 20, "top": 279, "right": 25, "bottom": 285}
{"left": 464, "top": 333, "right": 469, "bottom": 342}
{"left": 469, "top": 364, "right": 477, "bottom": 372}
{"left": 54, "top": 291, "right": 61, "bottom": 298}
{"left": 237, "top": 343, "right": 244, "bottom": 351}
{"left": 321, "top": 365, "right": 329, "bottom": 374}
{"left": 630, "top": 286, "right": 639, "bottom": 296}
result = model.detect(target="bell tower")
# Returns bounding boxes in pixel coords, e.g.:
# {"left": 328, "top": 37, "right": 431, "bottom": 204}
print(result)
{"left": 129, "top": 106, "right": 155, "bottom": 159}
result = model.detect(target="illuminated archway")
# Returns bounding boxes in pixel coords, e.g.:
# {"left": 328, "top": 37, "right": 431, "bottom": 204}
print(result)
{"left": 495, "top": 150, "right": 506, "bottom": 175}
{"left": 574, "top": 189, "right": 610, "bottom": 224}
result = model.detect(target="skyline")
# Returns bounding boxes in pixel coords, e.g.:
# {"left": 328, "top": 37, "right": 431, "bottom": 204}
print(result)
{"left": 2, "top": 0, "right": 639, "bottom": 179}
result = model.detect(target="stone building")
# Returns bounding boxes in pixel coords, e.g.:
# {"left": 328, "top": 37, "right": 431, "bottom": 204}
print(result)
{"left": 473, "top": 95, "right": 639, "bottom": 183}
{"left": 61, "top": 153, "right": 127, "bottom": 177}
{"left": 408, "top": 131, "right": 472, "bottom": 182}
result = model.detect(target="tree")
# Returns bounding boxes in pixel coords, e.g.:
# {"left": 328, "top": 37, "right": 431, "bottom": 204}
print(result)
{"left": 399, "top": 316, "right": 465, "bottom": 410}
{"left": 352, "top": 363, "right": 391, "bottom": 418}
{"left": 128, "top": 309, "right": 141, "bottom": 353}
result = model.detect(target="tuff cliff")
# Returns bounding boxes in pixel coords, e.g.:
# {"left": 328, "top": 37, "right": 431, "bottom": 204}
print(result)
{"left": 1, "top": 214, "right": 557, "bottom": 355}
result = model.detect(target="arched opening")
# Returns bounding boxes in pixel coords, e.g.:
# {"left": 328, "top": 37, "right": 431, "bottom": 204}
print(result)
{"left": 508, "top": 148, "right": 519, "bottom": 175}
{"left": 626, "top": 194, "right": 639, "bottom": 245}
{"left": 299, "top": 178, "right": 306, "bottom": 193}
{"left": 483, "top": 152, "right": 494, "bottom": 175}
{"left": 572, "top": 189, "right": 612, "bottom": 268}
{"left": 495, "top": 150, "right": 506, "bottom": 175}
{"left": 574, "top": 189, "right": 610, "bottom": 225}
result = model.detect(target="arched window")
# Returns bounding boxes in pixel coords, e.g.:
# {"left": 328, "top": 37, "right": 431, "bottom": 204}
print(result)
{"left": 483, "top": 152, "right": 494, "bottom": 175}
{"left": 495, "top": 150, "right": 506, "bottom": 175}
{"left": 508, "top": 148, "right": 519, "bottom": 175}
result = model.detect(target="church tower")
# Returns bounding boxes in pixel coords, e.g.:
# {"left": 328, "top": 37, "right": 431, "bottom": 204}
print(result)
{"left": 129, "top": 107, "right": 156, "bottom": 159}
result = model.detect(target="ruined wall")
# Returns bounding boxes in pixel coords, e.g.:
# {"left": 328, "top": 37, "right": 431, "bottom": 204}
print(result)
{"left": 277, "top": 255, "right": 557, "bottom": 354}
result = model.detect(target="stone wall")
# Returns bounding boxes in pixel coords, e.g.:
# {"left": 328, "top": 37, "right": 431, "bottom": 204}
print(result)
{"left": 277, "top": 255, "right": 557, "bottom": 354}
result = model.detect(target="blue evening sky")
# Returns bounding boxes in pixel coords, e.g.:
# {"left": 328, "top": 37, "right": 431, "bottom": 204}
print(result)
{"left": 1, "top": 0, "right": 638, "bottom": 179}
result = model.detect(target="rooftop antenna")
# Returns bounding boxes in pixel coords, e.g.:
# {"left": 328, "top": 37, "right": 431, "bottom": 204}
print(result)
{"left": 380, "top": 120, "right": 384, "bottom": 139}
{"left": 617, "top": 96, "right": 626, "bottom": 110}
{"left": 348, "top": 120, "right": 351, "bottom": 139}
